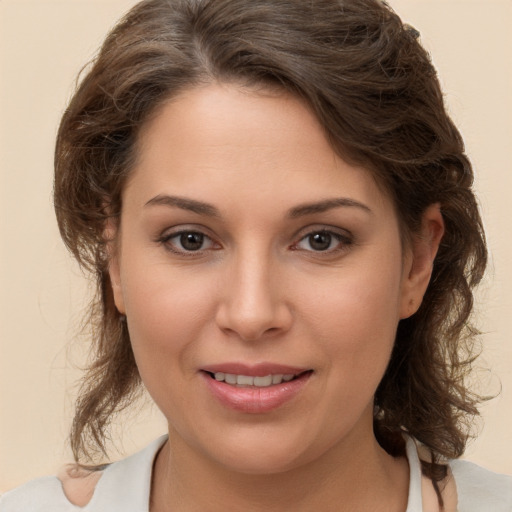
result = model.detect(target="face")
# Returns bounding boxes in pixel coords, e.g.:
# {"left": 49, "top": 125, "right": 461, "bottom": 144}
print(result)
{"left": 109, "top": 83, "right": 434, "bottom": 474}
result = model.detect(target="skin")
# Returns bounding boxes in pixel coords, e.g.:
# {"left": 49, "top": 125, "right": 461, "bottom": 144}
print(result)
{"left": 108, "top": 83, "right": 444, "bottom": 511}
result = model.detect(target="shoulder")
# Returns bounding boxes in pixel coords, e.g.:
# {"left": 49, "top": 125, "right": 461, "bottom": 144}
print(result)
{"left": 449, "top": 458, "right": 512, "bottom": 512}
{"left": 0, "top": 476, "right": 74, "bottom": 512}
{"left": 0, "top": 467, "right": 104, "bottom": 512}
{"left": 57, "top": 465, "right": 104, "bottom": 507}
{"left": 1, "top": 436, "right": 167, "bottom": 512}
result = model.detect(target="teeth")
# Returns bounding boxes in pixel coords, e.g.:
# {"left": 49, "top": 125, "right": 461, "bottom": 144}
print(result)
{"left": 213, "top": 372, "right": 297, "bottom": 387}
{"left": 237, "top": 375, "right": 254, "bottom": 386}
{"left": 254, "top": 375, "right": 272, "bottom": 387}
{"left": 272, "top": 374, "right": 284, "bottom": 384}
{"left": 225, "top": 373, "right": 237, "bottom": 385}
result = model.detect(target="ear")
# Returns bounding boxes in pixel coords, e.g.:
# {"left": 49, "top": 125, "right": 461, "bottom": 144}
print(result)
{"left": 104, "top": 218, "right": 126, "bottom": 315}
{"left": 400, "top": 203, "right": 444, "bottom": 319}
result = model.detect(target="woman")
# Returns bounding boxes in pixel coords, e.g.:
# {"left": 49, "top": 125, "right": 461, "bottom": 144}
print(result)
{"left": 1, "top": 0, "right": 510, "bottom": 510}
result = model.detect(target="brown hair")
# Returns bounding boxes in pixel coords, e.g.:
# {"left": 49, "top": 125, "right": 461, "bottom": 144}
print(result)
{"left": 54, "top": 0, "right": 487, "bottom": 495}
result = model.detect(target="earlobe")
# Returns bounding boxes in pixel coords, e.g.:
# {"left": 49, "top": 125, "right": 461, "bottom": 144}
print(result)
{"left": 104, "top": 219, "right": 126, "bottom": 315}
{"left": 400, "top": 203, "right": 445, "bottom": 319}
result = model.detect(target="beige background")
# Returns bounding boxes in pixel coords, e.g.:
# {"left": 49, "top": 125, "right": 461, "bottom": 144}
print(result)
{"left": 1, "top": 0, "right": 511, "bottom": 492}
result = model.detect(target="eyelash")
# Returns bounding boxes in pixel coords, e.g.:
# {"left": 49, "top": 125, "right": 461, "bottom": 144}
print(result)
{"left": 157, "top": 227, "right": 353, "bottom": 256}
{"left": 291, "top": 229, "right": 353, "bottom": 255}
{"left": 158, "top": 229, "right": 219, "bottom": 256}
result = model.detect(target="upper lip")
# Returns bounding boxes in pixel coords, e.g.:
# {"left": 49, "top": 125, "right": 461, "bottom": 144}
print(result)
{"left": 200, "top": 362, "right": 310, "bottom": 377}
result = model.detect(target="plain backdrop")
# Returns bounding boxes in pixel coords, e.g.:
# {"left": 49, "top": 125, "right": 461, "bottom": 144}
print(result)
{"left": 1, "top": 0, "right": 511, "bottom": 492}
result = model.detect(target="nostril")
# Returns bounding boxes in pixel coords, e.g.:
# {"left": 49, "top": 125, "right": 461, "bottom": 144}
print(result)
{"left": 214, "top": 280, "right": 293, "bottom": 342}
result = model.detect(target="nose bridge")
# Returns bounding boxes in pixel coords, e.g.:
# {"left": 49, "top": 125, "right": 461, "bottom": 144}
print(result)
{"left": 216, "top": 243, "right": 291, "bottom": 341}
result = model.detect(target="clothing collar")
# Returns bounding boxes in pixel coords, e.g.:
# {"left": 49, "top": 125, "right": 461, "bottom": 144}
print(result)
{"left": 87, "top": 435, "right": 426, "bottom": 511}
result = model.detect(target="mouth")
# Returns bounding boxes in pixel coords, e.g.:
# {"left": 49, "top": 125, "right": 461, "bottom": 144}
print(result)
{"left": 200, "top": 366, "right": 313, "bottom": 413}
{"left": 203, "top": 371, "right": 310, "bottom": 388}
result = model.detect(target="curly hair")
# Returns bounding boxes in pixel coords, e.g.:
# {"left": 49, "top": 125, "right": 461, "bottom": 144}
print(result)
{"left": 54, "top": 0, "right": 487, "bottom": 495}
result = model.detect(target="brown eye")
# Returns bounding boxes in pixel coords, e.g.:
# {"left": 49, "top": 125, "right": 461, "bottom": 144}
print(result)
{"left": 160, "top": 230, "right": 217, "bottom": 254}
{"left": 308, "top": 232, "right": 333, "bottom": 251}
{"left": 294, "top": 229, "right": 352, "bottom": 254}
{"left": 180, "top": 232, "right": 205, "bottom": 251}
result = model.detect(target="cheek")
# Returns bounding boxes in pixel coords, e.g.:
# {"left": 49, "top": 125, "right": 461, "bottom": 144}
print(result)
{"left": 120, "top": 262, "right": 216, "bottom": 380}
{"left": 301, "top": 259, "right": 403, "bottom": 387}
{"left": 304, "top": 260, "right": 403, "bottom": 339}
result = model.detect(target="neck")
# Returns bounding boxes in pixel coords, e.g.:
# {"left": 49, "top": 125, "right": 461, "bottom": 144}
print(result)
{"left": 150, "top": 423, "right": 409, "bottom": 512}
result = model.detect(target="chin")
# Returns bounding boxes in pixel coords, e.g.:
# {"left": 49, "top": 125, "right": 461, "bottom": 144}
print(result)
{"left": 191, "top": 423, "right": 332, "bottom": 476}
{"left": 215, "top": 443, "right": 307, "bottom": 475}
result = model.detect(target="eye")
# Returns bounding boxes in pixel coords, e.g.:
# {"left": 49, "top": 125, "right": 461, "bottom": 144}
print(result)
{"left": 160, "top": 230, "right": 218, "bottom": 254}
{"left": 294, "top": 229, "right": 352, "bottom": 253}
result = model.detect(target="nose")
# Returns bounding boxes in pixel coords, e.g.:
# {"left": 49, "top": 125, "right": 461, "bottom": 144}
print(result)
{"left": 215, "top": 251, "right": 293, "bottom": 342}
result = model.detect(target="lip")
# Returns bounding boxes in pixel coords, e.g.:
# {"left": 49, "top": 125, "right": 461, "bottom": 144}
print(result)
{"left": 200, "top": 363, "right": 313, "bottom": 414}
{"left": 201, "top": 362, "right": 308, "bottom": 377}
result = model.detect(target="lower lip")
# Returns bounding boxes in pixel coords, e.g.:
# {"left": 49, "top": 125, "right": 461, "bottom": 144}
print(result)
{"left": 201, "top": 371, "right": 312, "bottom": 413}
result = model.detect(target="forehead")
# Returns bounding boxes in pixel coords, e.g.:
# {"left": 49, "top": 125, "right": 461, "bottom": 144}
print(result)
{"left": 126, "top": 83, "right": 394, "bottom": 218}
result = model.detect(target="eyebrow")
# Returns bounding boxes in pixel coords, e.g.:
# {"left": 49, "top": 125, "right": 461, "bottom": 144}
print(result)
{"left": 144, "top": 194, "right": 372, "bottom": 218}
{"left": 144, "top": 195, "right": 220, "bottom": 217}
{"left": 287, "top": 198, "right": 372, "bottom": 218}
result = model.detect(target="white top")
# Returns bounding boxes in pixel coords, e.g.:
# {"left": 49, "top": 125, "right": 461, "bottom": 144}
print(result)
{"left": 1, "top": 436, "right": 511, "bottom": 511}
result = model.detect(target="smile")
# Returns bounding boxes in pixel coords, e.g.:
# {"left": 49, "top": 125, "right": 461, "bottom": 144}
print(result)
{"left": 210, "top": 372, "right": 297, "bottom": 387}
{"left": 201, "top": 367, "right": 313, "bottom": 413}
